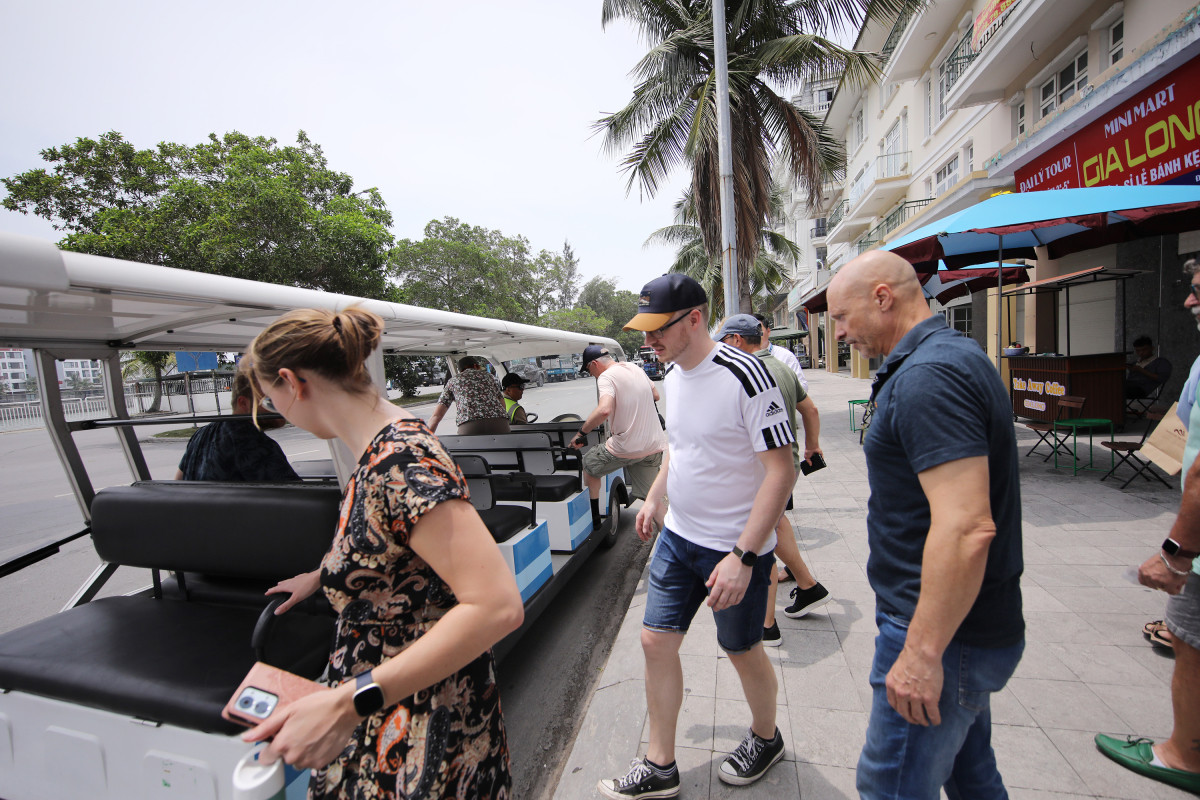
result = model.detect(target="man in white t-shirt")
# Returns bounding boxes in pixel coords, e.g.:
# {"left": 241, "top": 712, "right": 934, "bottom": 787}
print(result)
{"left": 753, "top": 312, "right": 808, "bottom": 392}
{"left": 571, "top": 344, "right": 667, "bottom": 528}
{"left": 597, "top": 274, "right": 796, "bottom": 799}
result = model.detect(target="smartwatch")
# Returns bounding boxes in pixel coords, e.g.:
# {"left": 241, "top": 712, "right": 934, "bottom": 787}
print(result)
{"left": 731, "top": 545, "right": 757, "bottom": 567}
{"left": 353, "top": 670, "right": 386, "bottom": 717}
{"left": 1162, "top": 537, "right": 1200, "bottom": 559}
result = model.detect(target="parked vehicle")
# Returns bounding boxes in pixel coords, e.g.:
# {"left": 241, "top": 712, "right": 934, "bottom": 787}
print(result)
{"left": 0, "top": 232, "right": 633, "bottom": 800}
{"left": 542, "top": 355, "right": 577, "bottom": 382}
{"left": 505, "top": 361, "right": 545, "bottom": 387}
{"left": 637, "top": 346, "right": 664, "bottom": 380}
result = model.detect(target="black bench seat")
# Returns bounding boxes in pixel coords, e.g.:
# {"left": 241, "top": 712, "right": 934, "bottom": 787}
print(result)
{"left": 0, "top": 481, "right": 341, "bottom": 734}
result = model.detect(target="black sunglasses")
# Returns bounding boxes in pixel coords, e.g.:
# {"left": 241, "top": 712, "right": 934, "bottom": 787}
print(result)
{"left": 647, "top": 310, "right": 692, "bottom": 339}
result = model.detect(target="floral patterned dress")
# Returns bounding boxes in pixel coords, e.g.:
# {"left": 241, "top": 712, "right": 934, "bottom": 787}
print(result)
{"left": 310, "top": 418, "right": 511, "bottom": 800}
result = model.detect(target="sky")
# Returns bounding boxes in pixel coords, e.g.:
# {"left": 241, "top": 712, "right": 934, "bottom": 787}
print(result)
{"left": 0, "top": 1, "right": 691, "bottom": 294}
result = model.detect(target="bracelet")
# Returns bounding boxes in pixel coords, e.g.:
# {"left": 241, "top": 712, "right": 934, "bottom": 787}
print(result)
{"left": 1161, "top": 552, "right": 1193, "bottom": 577}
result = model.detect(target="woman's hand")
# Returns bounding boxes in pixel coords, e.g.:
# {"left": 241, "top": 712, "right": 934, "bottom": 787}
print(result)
{"left": 265, "top": 569, "right": 322, "bottom": 615}
{"left": 242, "top": 685, "right": 359, "bottom": 770}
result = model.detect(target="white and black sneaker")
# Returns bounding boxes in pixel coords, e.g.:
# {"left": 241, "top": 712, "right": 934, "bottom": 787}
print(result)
{"left": 598, "top": 758, "right": 680, "bottom": 799}
{"left": 718, "top": 727, "right": 785, "bottom": 785}
{"left": 783, "top": 582, "right": 830, "bottom": 618}
{"left": 762, "top": 622, "right": 782, "bottom": 647}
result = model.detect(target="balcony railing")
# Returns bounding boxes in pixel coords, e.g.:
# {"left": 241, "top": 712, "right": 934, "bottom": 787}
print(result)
{"left": 881, "top": 7, "right": 915, "bottom": 65}
{"left": 863, "top": 198, "right": 936, "bottom": 246}
{"left": 811, "top": 221, "right": 827, "bottom": 238}
{"left": 847, "top": 169, "right": 872, "bottom": 209}
{"left": 855, "top": 235, "right": 879, "bottom": 255}
{"left": 942, "top": 29, "right": 979, "bottom": 99}
{"left": 876, "top": 151, "right": 911, "bottom": 180}
{"left": 828, "top": 200, "right": 849, "bottom": 230}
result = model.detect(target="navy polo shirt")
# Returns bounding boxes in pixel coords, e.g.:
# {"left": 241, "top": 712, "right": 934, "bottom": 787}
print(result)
{"left": 863, "top": 316, "right": 1023, "bottom": 647}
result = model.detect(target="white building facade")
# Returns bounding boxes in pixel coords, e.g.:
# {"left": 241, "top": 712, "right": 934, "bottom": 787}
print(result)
{"left": 790, "top": 0, "right": 1200, "bottom": 385}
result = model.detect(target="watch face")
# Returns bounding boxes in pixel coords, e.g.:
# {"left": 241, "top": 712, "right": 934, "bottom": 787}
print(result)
{"left": 1164, "top": 538, "right": 1181, "bottom": 556}
{"left": 354, "top": 684, "right": 385, "bottom": 716}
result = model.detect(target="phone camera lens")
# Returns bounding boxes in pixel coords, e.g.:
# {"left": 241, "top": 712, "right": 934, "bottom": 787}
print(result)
{"left": 254, "top": 701, "right": 270, "bottom": 715}
{"left": 238, "top": 696, "right": 253, "bottom": 709}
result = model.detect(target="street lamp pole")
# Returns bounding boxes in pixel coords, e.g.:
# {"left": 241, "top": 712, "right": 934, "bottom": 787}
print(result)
{"left": 713, "top": 0, "right": 740, "bottom": 315}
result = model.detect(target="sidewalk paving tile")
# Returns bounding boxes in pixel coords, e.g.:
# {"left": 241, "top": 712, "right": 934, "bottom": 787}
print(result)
{"left": 554, "top": 368, "right": 1191, "bottom": 799}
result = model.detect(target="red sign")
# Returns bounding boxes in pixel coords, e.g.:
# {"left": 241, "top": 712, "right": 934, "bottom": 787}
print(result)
{"left": 973, "top": 0, "right": 1020, "bottom": 51}
{"left": 1015, "top": 55, "right": 1200, "bottom": 192}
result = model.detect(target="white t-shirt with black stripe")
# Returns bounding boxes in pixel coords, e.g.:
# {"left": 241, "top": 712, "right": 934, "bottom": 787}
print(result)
{"left": 662, "top": 342, "right": 796, "bottom": 553}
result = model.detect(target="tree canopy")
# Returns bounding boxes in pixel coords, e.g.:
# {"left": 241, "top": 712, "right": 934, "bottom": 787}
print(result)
{"left": 3, "top": 130, "right": 394, "bottom": 299}
{"left": 577, "top": 276, "right": 644, "bottom": 356}
{"left": 390, "top": 218, "right": 585, "bottom": 323}
{"left": 598, "top": 0, "right": 921, "bottom": 310}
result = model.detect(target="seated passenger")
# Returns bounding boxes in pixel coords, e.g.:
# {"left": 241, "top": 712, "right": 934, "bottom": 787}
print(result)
{"left": 1126, "top": 335, "right": 1172, "bottom": 399}
{"left": 174, "top": 361, "right": 300, "bottom": 482}
{"left": 501, "top": 373, "right": 529, "bottom": 424}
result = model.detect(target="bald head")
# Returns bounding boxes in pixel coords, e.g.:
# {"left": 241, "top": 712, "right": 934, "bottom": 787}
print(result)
{"left": 829, "top": 250, "right": 924, "bottom": 307}
{"left": 827, "top": 250, "right": 932, "bottom": 359}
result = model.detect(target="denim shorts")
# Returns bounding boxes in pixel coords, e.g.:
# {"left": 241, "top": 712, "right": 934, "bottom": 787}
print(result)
{"left": 642, "top": 527, "right": 775, "bottom": 654}
{"left": 1166, "top": 571, "right": 1200, "bottom": 650}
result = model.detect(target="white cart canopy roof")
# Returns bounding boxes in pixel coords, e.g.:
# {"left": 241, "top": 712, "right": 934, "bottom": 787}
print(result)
{"left": 0, "top": 233, "right": 623, "bottom": 361}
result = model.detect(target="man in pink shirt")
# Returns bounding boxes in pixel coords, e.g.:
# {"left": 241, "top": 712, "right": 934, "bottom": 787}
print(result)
{"left": 571, "top": 344, "right": 667, "bottom": 529}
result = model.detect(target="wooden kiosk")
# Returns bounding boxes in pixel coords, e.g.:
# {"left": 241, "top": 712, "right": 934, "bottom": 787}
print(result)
{"left": 1001, "top": 266, "right": 1144, "bottom": 422}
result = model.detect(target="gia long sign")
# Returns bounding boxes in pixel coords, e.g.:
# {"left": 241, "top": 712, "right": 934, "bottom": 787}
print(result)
{"left": 1015, "top": 56, "right": 1200, "bottom": 192}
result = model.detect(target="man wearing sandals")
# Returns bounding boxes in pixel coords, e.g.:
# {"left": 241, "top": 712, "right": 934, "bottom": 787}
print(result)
{"left": 1094, "top": 261, "right": 1200, "bottom": 794}
{"left": 829, "top": 251, "right": 1025, "bottom": 800}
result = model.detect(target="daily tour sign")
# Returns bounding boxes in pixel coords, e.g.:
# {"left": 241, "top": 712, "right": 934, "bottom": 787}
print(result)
{"left": 1015, "top": 56, "right": 1200, "bottom": 192}
{"left": 973, "top": 0, "right": 1020, "bottom": 52}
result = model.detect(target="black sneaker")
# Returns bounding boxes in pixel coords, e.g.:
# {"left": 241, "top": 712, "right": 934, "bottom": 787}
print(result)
{"left": 718, "top": 727, "right": 785, "bottom": 785}
{"left": 784, "top": 582, "right": 830, "bottom": 618}
{"left": 598, "top": 758, "right": 680, "bottom": 799}
{"left": 779, "top": 565, "right": 795, "bottom": 583}
{"left": 762, "top": 622, "right": 782, "bottom": 647}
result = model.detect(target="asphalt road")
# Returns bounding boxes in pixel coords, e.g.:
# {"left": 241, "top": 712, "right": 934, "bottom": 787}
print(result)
{"left": 0, "top": 373, "right": 661, "bottom": 796}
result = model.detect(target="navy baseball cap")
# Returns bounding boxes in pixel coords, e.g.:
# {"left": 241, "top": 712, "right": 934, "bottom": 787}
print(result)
{"left": 624, "top": 274, "right": 708, "bottom": 331}
{"left": 501, "top": 373, "right": 527, "bottom": 389}
{"left": 579, "top": 345, "right": 610, "bottom": 376}
{"left": 715, "top": 314, "right": 763, "bottom": 340}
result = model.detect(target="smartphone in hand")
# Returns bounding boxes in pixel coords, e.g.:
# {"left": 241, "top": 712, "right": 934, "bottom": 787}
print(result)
{"left": 222, "top": 661, "right": 325, "bottom": 728}
{"left": 800, "top": 453, "right": 827, "bottom": 476}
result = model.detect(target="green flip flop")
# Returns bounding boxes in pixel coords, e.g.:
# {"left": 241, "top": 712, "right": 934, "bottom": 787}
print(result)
{"left": 1095, "top": 734, "right": 1200, "bottom": 794}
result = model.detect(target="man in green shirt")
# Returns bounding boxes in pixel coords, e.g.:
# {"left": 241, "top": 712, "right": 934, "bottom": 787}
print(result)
{"left": 717, "top": 314, "right": 826, "bottom": 646}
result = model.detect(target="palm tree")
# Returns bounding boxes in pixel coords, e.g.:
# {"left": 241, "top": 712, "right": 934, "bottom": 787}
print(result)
{"left": 598, "top": 0, "right": 921, "bottom": 311}
{"left": 646, "top": 184, "right": 799, "bottom": 322}
{"left": 122, "top": 351, "right": 174, "bottom": 413}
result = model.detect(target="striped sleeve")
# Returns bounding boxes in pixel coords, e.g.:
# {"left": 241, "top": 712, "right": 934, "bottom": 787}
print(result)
{"left": 713, "top": 345, "right": 797, "bottom": 452}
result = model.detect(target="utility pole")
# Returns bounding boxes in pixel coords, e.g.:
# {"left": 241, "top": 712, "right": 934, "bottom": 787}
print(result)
{"left": 713, "top": 0, "right": 740, "bottom": 315}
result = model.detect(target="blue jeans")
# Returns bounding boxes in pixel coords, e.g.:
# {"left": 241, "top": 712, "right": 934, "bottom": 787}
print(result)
{"left": 643, "top": 527, "right": 775, "bottom": 653}
{"left": 857, "top": 611, "right": 1025, "bottom": 800}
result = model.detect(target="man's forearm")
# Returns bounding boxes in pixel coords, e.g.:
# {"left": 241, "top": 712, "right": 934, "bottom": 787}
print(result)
{"left": 905, "top": 519, "right": 993, "bottom": 659}
{"left": 737, "top": 449, "right": 795, "bottom": 553}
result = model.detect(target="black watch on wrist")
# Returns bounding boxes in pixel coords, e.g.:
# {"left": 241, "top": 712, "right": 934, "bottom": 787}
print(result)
{"left": 731, "top": 545, "right": 757, "bottom": 567}
{"left": 353, "top": 669, "right": 386, "bottom": 717}
{"left": 1162, "top": 537, "right": 1200, "bottom": 559}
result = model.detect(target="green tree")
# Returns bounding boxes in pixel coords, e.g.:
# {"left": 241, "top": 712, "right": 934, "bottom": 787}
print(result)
{"left": 122, "top": 351, "right": 174, "bottom": 413}
{"left": 577, "top": 277, "right": 644, "bottom": 356}
{"left": 390, "top": 218, "right": 526, "bottom": 319}
{"left": 648, "top": 185, "right": 799, "bottom": 323}
{"left": 598, "top": 0, "right": 916, "bottom": 311}
{"left": 538, "top": 306, "right": 612, "bottom": 337}
{"left": 3, "top": 130, "right": 393, "bottom": 298}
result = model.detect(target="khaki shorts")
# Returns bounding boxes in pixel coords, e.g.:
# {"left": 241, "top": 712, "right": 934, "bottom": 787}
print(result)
{"left": 582, "top": 445, "right": 662, "bottom": 501}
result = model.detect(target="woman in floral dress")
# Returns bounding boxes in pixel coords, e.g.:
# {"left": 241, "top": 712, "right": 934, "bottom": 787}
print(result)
{"left": 241, "top": 307, "right": 523, "bottom": 799}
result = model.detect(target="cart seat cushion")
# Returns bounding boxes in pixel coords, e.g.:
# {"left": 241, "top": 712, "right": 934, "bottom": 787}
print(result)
{"left": 0, "top": 596, "right": 333, "bottom": 734}
{"left": 491, "top": 473, "right": 581, "bottom": 503}
{"left": 478, "top": 506, "right": 532, "bottom": 544}
{"left": 91, "top": 481, "right": 342, "bottom": 580}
